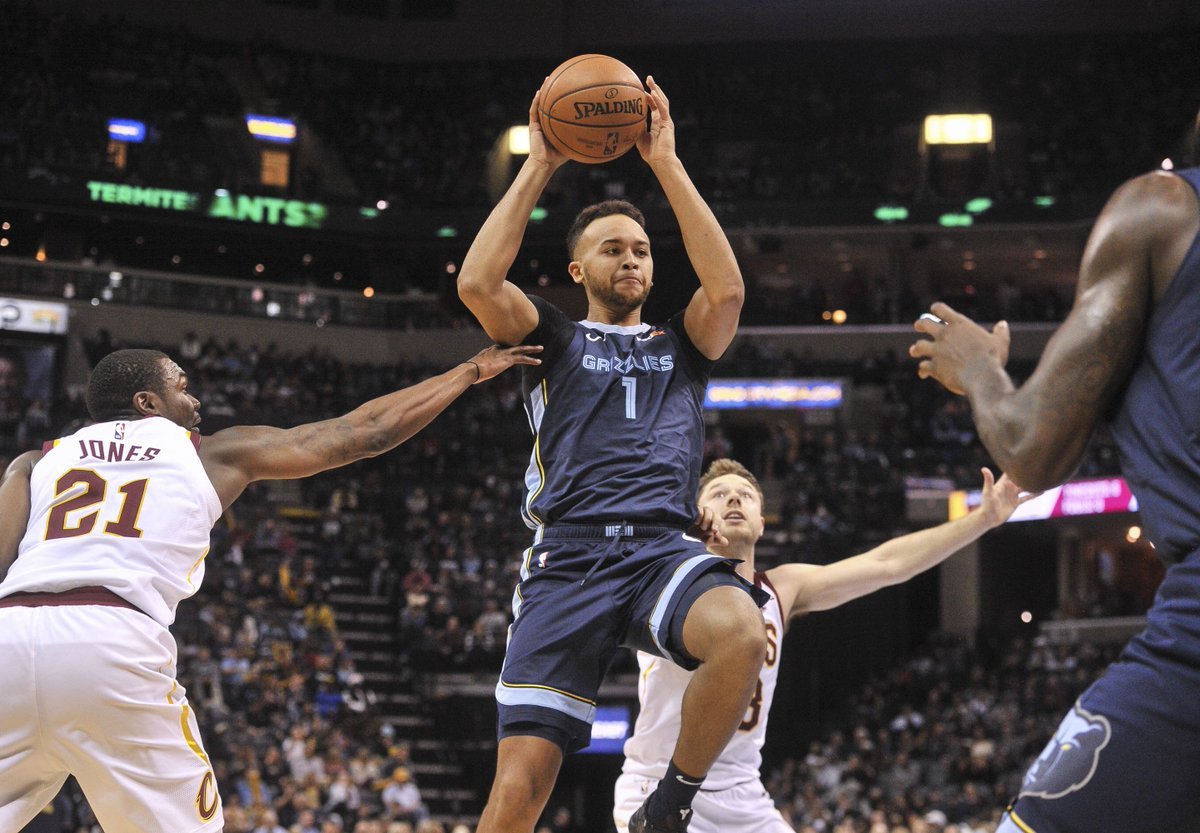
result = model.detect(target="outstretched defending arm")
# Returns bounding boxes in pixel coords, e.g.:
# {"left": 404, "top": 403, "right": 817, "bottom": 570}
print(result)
{"left": 457, "top": 92, "right": 567, "bottom": 346}
{"left": 638, "top": 77, "right": 744, "bottom": 360}
{"left": 0, "top": 450, "right": 43, "bottom": 580}
{"left": 767, "top": 469, "right": 1028, "bottom": 621}
{"left": 909, "top": 172, "right": 1196, "bottom": 490}
{"left": 199, "top": 345, "right": 541, "bottom": 510}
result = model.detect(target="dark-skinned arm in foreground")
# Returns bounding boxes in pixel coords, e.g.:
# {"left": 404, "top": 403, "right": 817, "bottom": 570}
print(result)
{"left": 199, "top": 345, "right": 541, "bottom": 510}
{"left": 0, "top": 450, "right": 43, "bottom": 581}
{"left": 909, "top": 171, "right": 1198, "bottom": 490}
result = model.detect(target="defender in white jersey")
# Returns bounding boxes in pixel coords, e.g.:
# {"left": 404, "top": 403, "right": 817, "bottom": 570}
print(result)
{"left": 0, "top": 345, "right": 539, "bottom": 833}
{"left": 615, "top": 459, "right": 1029, "bottom": 833}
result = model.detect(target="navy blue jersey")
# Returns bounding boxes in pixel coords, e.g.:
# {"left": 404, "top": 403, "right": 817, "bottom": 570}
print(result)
{"left": 517, "top": 295, "right": 714, "bottom": 529}
{"left": 1109, "top": 167, "right": 1200, "bottom": 564}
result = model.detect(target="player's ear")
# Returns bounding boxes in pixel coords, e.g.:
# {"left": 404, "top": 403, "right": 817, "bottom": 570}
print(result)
{"left": 133, "top": 390, "right": 159, "bottom": 416}
{"left": 567, "top": 261, "right": 585, "bottom": 285}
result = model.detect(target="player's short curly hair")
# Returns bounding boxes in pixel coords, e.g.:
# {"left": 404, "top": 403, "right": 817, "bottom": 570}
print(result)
{"left": 566, "top": 199, "right": 646, "bottom": 260}
{"left": 86, "top": 349, "right": 171, "bottom": 422}
{"left": 698, "top": 458, "right": 766, "bottom": 507}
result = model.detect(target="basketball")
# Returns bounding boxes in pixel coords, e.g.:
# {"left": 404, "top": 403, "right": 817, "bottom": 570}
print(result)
{"left": 537, "top": 54, "right": 648, "bottom": 164}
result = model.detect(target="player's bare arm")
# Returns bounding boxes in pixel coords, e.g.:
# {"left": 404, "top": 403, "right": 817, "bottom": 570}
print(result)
{"left": 0, "top": 450, "right": 43, "bottom": 579}
{"left": 637, "top": 76, "right": 744, "bottom": 360}
{"left": 457, "top": 91, "right": 567, "bottom": 346}
{"left": 910, "top": 172, "right": 1197, "bottom": 491}
{"left": 199, "top": 345, "right": 541, "bottom": 510}
{"left": 767, "top": 469, "right": 1028, "bottom": 622}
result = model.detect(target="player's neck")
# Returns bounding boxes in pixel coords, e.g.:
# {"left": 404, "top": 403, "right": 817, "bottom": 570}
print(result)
{"left": 584, "top": 302, "right": 642, "bottom": 327}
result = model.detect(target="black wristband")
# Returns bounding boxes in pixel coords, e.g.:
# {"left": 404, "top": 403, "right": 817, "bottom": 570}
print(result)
{"left": 468, "top": 360, "right": 481, "bottom": 382}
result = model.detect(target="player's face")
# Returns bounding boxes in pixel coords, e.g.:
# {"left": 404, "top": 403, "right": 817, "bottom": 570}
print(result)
{"left": 698, "top": 473, "right": 765, "bottom": 544}
{"left": 143, "top": 358, "right": 202, "bottom": 430}
{"left": 570, "top": 214, "right": 654, "bottom": 315}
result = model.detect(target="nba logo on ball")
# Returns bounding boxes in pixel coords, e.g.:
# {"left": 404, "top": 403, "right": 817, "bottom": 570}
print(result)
{"left": 538, "top": 54, "right": 648, "bottom": 164}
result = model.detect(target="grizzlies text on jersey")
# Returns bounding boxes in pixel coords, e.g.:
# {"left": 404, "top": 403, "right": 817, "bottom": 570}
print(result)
{"left": 519, "top": 295, "right": 715, "bottom": 529}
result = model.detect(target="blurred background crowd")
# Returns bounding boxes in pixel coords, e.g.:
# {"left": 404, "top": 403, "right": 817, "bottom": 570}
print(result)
{"left": 2, "top": 0, "right": 1188, "bottom": 829}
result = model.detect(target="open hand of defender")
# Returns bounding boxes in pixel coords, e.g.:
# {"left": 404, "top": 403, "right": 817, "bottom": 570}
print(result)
{"left": 976, "top": 466, "right": 1039, "bottom": 527}
{"left": 909, "top": 302, "right": 1011, "bottom": 396}
{"left": 636, "top": 75, "right": 676, "bottom": 166}
{"left": 468, "top": 344, "right": 543, "bottom": 384}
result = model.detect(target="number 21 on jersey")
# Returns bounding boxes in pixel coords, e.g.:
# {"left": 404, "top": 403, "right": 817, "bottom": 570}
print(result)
{"left": 44, "top": 469, "right": 150, "bottom": 540}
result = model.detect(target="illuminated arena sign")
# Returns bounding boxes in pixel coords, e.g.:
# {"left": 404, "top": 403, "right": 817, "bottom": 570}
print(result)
{"left": 704, "top": 379, "right": 843, "bottom": 410}
{"left": 949, "top": 476, "right": 1139, "bottom": 522}
{"left": 107, "top": 119, "right": 147, "bottom": 143}
{"left": 578, "top": 705, "right": 631, "bottom": 755}
{"left": 85, "top": 181, "right": 329, "bottom": 229}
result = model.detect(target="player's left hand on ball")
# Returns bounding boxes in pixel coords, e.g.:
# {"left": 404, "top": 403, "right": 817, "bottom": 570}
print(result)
{"left": 688, "top": 506, "right": 728, "bottom": 548}
{"left": 528, "top": 88, "right": 569, "bottom": 171}
{"left": 637, "top": 75, "right": 676, "bottom": 165}
{"left": 469, "top": 344, "right": 543, "bottom": 384}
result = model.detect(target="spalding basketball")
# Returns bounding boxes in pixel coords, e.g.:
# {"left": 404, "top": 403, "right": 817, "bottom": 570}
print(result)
{"left": 537, "top": 54, "right": 647, "bottom": 164}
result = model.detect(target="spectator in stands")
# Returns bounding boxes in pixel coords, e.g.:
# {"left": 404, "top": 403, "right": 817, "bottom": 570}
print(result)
{"left": 380, "top": 768, "right": 425, "bottom": 825}
{"left": 0, "top": 346, "right": 28, "bottom": 449}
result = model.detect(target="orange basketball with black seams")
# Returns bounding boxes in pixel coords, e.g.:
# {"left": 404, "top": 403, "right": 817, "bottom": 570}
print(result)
{"left": 538, "top": 54, "right": 648, "bottom": 164}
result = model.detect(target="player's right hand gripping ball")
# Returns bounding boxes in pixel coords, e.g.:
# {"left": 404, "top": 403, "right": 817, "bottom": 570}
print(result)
{"left": 538, "top": 54, "right": 647, "bottom": 164}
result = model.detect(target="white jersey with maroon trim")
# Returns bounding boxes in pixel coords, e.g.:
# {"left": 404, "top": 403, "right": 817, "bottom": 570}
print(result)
{"left": 620, "top": 572, "right": 786, "bottom": 791}
{"left": 0, "top": 417, "right": 221, "bottom": 626}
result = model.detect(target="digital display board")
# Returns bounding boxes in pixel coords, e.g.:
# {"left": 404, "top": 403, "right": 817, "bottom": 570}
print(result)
{"left": 107, "top": 119, "right": 147, "bottom": 143}
{"left": 578, "top": 705, "right": 632, "bottom": 755}
{"left": 245, "top": 114, "right": 297, "bottom": 144}
{"left": 85, "top": 181, "right": 329, "bottom": 230}
{"left": 949, "top": 476, "right": 1139, "bottom": 523}
{"left": 704, "top": 379, "right": 843, "bottom": 410}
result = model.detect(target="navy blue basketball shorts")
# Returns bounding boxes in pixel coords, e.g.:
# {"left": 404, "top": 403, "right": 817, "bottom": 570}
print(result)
{"left": 998, "top": 549, "right": 1200, "bottom": 833}
{"left": 494, "top": 524, "right": 770, "bottom": 753}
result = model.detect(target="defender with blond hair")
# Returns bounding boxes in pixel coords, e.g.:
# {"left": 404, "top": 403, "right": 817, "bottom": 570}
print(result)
{"left": 615, "top": 459, "right": 1029, "bottom": 833}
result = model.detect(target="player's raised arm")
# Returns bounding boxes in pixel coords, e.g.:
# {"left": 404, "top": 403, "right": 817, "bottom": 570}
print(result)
{"left": 199, "top": 345, "right": 540, "bottom": 510}
{"left": 0, "top": 450, "right": 42, "bottom": 580}
{"left": 638, "top": 76, "right": 743, "bottom": 360}
{"left": 909, "top": 172, "right": 1192, "bottom": 491}
{"left": 767, "top": 469, "right": 1028, "bottom": 620}
{"left": 457, "top": 91, "right": 568, "bottom": 346}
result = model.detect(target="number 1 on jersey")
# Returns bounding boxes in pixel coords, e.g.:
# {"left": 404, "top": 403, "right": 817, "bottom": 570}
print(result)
{"left": 621, "top": 376, "right": 637, "bottom": 420}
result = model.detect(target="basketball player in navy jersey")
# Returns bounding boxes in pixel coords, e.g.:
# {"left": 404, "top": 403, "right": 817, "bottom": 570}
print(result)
{"left": 911, "top": 114, "right": 1200, "bottom": 833}
{"left": 458, "top": 78, "right": 767, "bottom": 833}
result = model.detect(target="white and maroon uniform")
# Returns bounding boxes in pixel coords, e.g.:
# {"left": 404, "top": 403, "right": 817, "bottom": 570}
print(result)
{"left": 614, "top": 572, "right": 793, "bottom": 833}
{"left": 0, "top": 418, "right": 224, "bottom": 833}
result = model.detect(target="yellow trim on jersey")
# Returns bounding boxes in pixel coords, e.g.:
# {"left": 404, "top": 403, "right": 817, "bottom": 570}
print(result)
{"left": 1008, "top": 809, "right": 1037, "bottom": 833}
{"left": 167, "top": 681, "right": 210, "bottom": 766}
{"left": 499, "top": 680, "right": 596, "bottom": 706}
{"left": 525, "top": 437, "right": 547, "bottom": 526}
{"left": 186, "top": 548, "right": 210, "bottom": 589}
{"left": 523, "top": 380, "right": 550, "bottom": 526}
